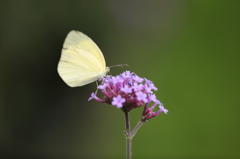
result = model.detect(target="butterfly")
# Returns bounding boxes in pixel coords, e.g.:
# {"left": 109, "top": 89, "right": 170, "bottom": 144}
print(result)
{"left": 57, "top": 30, "right": 109, "bottom": 87}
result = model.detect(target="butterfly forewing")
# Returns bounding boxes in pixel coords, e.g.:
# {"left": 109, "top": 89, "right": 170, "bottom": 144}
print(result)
{"left": 63, "top": 31, "right": 106, "bottom": 68}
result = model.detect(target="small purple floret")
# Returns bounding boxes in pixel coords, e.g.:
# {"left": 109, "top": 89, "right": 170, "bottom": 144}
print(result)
{"left": 121, "top": 85, "right": 132, "bottom": 93}
{"left": 159, "top": 105, "right": 168, "bottom": 114}
{"left": 88, "top": 92, "right": 96, "bottom": 101}
{"left": 112, "top": 95, "right": 126, "bottom": 108}
{"left": 136, "top": 91, "right": 148, "bottom": 103}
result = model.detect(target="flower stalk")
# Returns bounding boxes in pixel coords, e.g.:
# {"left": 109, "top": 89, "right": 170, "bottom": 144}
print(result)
{"left": 130, "top": 121, "right": 144, "bottom": 138}
{"left": 124, "top": 110, "right": 132, "bottom": 159}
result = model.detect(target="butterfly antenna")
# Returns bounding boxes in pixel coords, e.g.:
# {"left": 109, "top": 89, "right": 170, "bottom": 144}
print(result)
{"left": 109, "top": 64, "right": 129, "bottom": 68}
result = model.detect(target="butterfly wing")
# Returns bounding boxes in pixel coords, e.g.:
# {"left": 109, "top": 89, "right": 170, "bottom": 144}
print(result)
{"left": 57, "top": 31, "right": 107, "bottom": 87}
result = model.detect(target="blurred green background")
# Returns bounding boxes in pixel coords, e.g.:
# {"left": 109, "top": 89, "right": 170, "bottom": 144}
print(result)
{"left": 1, "top": 0, "right": 240, "bottom": 159}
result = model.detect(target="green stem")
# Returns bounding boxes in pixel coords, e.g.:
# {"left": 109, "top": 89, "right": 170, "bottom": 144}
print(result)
{"left": 124, "top": 110, "right": 132, "bottom": 159}
{"left": 131, "top": 121, "right": 145, "bottom": 138}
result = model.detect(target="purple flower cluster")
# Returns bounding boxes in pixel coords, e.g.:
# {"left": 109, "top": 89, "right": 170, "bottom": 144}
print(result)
{"left": 89, "top": 71, "right": 168, "bottom": 120}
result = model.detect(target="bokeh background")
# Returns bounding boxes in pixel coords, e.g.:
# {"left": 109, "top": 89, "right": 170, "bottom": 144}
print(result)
{"left": 1, "top": 0, "right": 240, "bottom": 159}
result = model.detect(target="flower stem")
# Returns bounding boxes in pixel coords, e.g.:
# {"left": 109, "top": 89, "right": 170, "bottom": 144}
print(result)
{"left": 131, "top": 121, "right": 145, "bottom": 138}
{"left": 124, "top": 110, "right": 132, "bottom": 159}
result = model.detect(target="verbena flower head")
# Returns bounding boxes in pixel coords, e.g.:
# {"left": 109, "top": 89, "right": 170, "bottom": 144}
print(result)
{"left": 89, "top": 71, "right": 168, "bottom": 120}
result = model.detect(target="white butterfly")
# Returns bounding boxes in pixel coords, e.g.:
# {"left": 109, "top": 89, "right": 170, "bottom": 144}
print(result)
{"left": 57, "top": 30, "right": 109, "bottom": 87}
